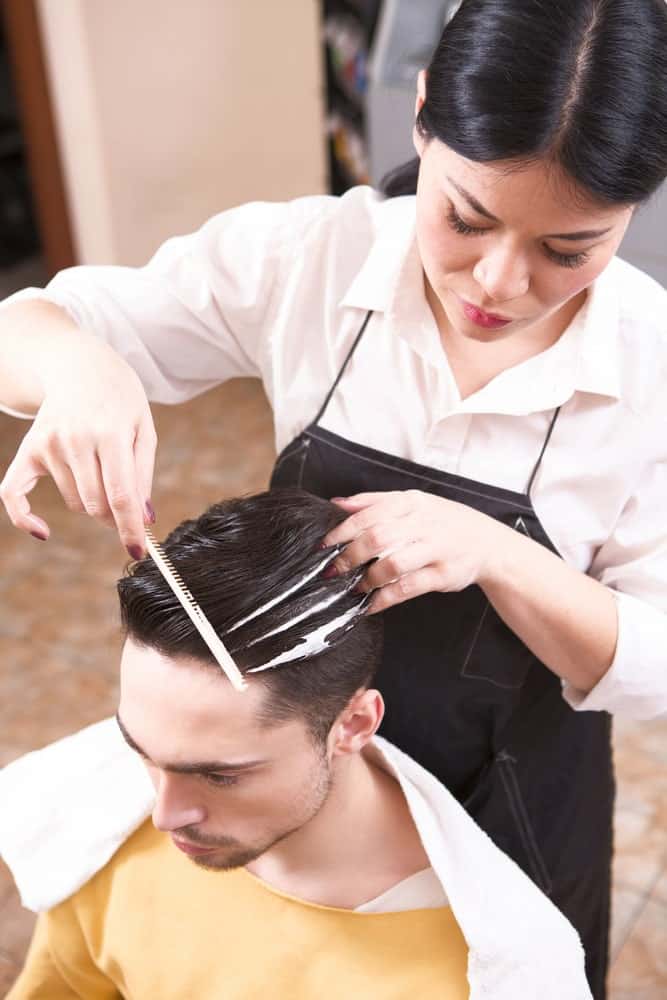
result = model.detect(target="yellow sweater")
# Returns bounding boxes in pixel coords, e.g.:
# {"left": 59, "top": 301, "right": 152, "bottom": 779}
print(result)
{"left": 8, "top": 820, "right": 469, "bottom": 999}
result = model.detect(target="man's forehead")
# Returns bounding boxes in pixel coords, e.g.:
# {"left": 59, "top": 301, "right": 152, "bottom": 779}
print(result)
{"left": 118, "top": 638, "right": 270, "bottom": 760}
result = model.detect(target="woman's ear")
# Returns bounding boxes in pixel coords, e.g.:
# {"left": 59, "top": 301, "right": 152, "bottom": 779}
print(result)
{"left": 413, "top": 70, "right": 428, "bottom": 158}
{"left": 415, "top": 69, "right": 427, "bottom": 117}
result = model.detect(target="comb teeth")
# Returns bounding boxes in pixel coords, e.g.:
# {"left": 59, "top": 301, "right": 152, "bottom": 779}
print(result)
{"left": 154, "top": 551, "right": 198, "bottom": 608}
{"left": 143, "top": 528, "right": 246, "bottom": 692}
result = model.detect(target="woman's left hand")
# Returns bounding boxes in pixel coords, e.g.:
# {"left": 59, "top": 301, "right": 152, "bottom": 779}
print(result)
{"left": 323, "top": 490, "right": 503, "bottom": 613}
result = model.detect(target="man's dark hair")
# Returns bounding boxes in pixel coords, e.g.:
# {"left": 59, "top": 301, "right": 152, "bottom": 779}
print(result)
{"left": 117, "top": 490, "right": 383, "bottom": 745}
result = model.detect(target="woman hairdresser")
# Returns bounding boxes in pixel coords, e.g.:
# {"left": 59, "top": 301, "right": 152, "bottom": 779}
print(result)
{"left": 1, "top": 1, "right": 666, "bottom": 995}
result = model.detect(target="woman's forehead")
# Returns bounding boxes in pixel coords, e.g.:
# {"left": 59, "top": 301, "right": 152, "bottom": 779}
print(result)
{"left": 426, "top": 141, "right": 632, "bottom": 229}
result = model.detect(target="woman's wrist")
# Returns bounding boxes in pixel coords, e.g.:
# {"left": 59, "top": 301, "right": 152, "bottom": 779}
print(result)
{"left": 475, "top": 516, "right": 521, "bottom": 590}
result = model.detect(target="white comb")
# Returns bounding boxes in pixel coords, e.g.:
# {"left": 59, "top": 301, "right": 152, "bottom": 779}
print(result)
{"left": 144, "top": 528, "right": 246, "bottom": 692}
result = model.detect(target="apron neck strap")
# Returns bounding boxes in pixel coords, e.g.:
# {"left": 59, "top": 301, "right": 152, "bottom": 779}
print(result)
{"left": 312, "top": 311, "right": 373, "bottom": 427}
{"left": 526, "top": 406, "right": 562, "bottom": 497}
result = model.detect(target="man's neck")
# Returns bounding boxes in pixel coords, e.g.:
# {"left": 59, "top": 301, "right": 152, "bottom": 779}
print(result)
{"left": 245, "top": 746, "right": 430, "bottom": 909}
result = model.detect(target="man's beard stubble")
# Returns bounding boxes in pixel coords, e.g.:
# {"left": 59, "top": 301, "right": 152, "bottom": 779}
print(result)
{"left": 176, "top": 756, "right": 334, "bottom": 873}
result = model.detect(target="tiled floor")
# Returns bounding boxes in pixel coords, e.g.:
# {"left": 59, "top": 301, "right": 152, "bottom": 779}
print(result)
{"left": 1, "top": 367, "right": 666, "bottom": 996}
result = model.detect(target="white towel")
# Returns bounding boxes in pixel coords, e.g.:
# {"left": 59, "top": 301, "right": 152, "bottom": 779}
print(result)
{"left": 0, "top": 719, "right": 591, "bottom": 1000}
{"left": 0, "top": 719, "right": 154, "bottom": 912}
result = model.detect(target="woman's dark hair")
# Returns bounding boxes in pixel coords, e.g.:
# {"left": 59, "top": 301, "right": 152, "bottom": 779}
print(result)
{"left": 117, "top": 490, "right": 383, "bottom": 745}
{"left": 382, "top": 0, "right": 667, "bottom": 205}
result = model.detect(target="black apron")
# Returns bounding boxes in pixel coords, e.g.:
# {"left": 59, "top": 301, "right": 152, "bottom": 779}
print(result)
{"left": 270, "top": 311, "right": 614, "bottom": 999}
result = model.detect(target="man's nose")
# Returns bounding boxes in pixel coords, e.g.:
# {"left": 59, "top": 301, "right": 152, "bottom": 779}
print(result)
{"left": 151, "top": 772, "right": 206, "bottom": 832}
{"left": 472, "top": 242, "right": 530, "bottom": 302}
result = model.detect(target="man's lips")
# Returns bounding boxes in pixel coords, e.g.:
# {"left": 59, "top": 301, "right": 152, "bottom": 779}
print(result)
{"left": 172, "top": 836, "right": 220, "bottom": 857}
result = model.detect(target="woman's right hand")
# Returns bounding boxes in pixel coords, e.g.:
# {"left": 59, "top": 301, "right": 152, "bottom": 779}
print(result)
{"left": 0, "top": 310, "right": 157, "bottom": 558}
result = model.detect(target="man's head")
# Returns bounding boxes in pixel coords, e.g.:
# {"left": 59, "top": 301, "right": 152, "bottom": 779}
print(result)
{"left": 116, "top": 490, "right": 384, "bottom": 870}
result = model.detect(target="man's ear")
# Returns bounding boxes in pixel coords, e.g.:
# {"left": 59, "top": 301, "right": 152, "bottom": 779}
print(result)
{"left": 330, "top": 689, "right": 384, "bottom": 759}
{"left": 413, "top": 69, "right": 428, "bottom": 158}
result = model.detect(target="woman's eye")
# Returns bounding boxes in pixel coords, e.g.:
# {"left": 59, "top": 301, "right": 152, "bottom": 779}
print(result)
{"left": 544, "top": 246, "right": 591, "bottom": 269}
{"left": 446, "top": 202, "right": 592, "bottom": 269}
{"left": 447, "top": 205, "right": 489, "bottom": 236}
{"left": 203, "top": 773, "right": 240, "bottom": 788}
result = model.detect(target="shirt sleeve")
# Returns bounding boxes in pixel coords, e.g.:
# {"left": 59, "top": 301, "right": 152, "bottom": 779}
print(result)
{"left": 562, "top": 398, "right": 667, "bottom": 720}
{"left": 0, "top": 199, "right": 295, "bottom": 418}
{"left": 5, "top": 910, "right": 120, "bottom": 999}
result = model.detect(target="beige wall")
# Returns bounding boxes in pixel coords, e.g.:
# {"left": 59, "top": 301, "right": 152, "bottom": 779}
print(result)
{"left": 37, "top": 0, "right": 326, "bottom": 266}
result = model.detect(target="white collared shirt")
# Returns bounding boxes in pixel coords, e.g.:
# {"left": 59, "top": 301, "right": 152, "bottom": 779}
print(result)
{"left": 0, "top": 718, "right": 592, "bottom": 999}
{"left": 3, "top": 186, "right": 666, "bottom": 719}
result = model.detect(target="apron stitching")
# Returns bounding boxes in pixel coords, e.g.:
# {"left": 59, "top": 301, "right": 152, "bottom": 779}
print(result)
{"left": 461, "top": 602, "right": 490, "bottom": 676}
{"left": 497, "top": 760, "right": 553, "bottom": 895}
{"left": 295, "top": 438, "right": 311, "bottom": 489}
{"left": 272, "top": 438, "right": 308, "bottom": 473}
{"left": 462, "top": 600, "right": 535, "bottom": 688}
{"left": 305, "top": 430, "right": 534, "bottom": 512}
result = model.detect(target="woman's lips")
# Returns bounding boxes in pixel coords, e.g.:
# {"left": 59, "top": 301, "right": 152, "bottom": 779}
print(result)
{"left": 172, "top": 836, "right": 219, "bottom": 857}
{"left": 460, "top": 298, "right": 512, "bottom": 329}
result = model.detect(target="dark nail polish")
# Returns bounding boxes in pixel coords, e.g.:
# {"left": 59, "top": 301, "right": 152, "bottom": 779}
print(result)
{"left": 322, "top": 563, "right": 339, "bottom": 579}
{"left": 30, "top": 530, "right": 47, "bottom": 542}
{"left": 145, "top": 499, "right": 156, "bottom": 524}
{"left": 127, "top": 544, "right": 144, "bottom": 561}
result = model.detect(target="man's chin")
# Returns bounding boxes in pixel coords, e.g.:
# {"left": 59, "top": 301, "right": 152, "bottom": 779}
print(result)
{"left": 187, "top": 845, "right": 263, "bottom": 872}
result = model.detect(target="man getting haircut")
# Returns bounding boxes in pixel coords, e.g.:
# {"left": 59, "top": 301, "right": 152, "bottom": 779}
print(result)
{"left": 5, "top": 490, "right": 591, "bottom": 1000}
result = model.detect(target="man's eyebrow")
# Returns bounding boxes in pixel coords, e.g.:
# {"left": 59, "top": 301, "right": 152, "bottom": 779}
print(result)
{"left": 116, "top": 712, "right": 146, "bottom": 755}
{"left": 445, "top": 176, "right": 613, "bottom": 241}
{"left": 114, "top": 713, "right": 267, "bottom": 775}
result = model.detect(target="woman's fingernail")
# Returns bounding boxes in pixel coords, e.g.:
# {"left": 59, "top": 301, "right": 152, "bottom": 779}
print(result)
{"left": 127, "top": 544, "right": 144, "bottom": 561}
{"left": 331, "top": 497, "right": 347, "bottom": 503}
{"left": 145, "top": 499, "right": 156, "bottom": 524}
{"left": 322, "top": 563, "right": 339, "bottom": 579}
{"left": 30, "top": 530, "right": 47, "bottom": 542}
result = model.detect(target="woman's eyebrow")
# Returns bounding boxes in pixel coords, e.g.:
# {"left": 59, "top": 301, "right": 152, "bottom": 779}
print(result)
{"left": 445, "top": 176, "right": 613, "bottom": 241}
{"left": 446, "top": 177, "right": 500, "bottom": 221}
{"left": 543, "top": 226, "right": 613, "bottom": 241}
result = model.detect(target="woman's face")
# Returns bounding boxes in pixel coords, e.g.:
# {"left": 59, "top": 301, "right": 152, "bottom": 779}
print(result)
{"left": 413, "top": 119, "right": 634, "bottom": 342}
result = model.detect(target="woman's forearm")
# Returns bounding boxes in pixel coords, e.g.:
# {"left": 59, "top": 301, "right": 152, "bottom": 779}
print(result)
{"left": 0, "top": 298, "right": 156, "bottom": 551}
{"left": 0, "top": 300, "right": 97, "bottom": 415}
{"left": 479, "top": 522, "right": 618, "bottom": 694}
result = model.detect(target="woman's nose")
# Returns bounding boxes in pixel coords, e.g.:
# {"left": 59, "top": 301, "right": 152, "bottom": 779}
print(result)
{"left": 151, "top": 772, "right": 206, "bottom": 832}
{"left": 473, "top": 244, "right": 530, "bottom": 302}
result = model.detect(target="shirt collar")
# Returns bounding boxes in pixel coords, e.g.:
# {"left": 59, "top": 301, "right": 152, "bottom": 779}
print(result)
{"left": 339, "top": 195, "right": 418, "bottom": 316}
{"left": 339, "top": 198, "right": 446, "bottom": 369}
{"left": 572, "top": 259, "right": 622, "bottom": 400}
